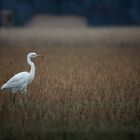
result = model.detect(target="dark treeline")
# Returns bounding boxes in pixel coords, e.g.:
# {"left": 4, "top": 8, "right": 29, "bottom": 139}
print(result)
{"left": 1, "top": 0, "right": 140, "bottom": 26}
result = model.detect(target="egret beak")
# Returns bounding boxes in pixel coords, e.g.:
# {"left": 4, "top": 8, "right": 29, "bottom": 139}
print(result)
{"left": 37, "top": 55, "right": 44, "bottom": 57}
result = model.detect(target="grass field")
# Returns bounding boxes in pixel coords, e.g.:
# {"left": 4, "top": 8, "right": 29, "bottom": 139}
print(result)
{"left": 0, "top": 28, "right": 140, "bottom": 140}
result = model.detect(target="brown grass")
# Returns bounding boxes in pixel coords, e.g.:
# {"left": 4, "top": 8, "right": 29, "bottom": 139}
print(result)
{"left": 0, "top": 28, "right": 140, "bottom": 140}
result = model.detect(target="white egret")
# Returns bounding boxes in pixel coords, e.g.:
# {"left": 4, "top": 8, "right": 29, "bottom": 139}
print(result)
{"left": 1, "top": 52, "right": 42, "bottom": 101}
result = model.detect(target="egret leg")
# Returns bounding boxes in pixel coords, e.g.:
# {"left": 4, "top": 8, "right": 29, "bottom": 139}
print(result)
{"left": 10, "top": 93, "right": 12, "bottom": 101}
{"left": 13, "top": 93, "right": 17, "bottom": 103}
{"left": 22, "top": 89, "right": 28, "bottom": 102}
{"left": 9, "top": 93, "right": 14, "bottom": 103}
{"left": 23, "top": 89, "right": 31, "bottom": 100}
{"left": 27, "top": 92, "right": 31, "bottom": 99}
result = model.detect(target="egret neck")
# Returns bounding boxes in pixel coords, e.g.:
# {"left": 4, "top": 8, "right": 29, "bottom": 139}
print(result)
{"left": 27, "top": 54, "right": 35, "bottom": 83}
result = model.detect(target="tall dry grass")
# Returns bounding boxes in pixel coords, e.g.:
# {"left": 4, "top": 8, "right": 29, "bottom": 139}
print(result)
{"left": 0, "top": 46, "right": 140, "bottom": 140}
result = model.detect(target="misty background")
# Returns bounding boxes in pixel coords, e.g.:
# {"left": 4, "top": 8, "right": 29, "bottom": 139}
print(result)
{"left": 0, "top": 0, "right": 140, "bottom": 26}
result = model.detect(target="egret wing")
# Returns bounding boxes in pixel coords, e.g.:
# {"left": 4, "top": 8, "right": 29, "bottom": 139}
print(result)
{"left": 3, "top": 72, "right": 29, "bottom": 89}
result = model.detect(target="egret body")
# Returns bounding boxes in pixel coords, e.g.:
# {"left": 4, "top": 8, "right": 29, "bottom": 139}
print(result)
{"left": 1, "top": 52, "right": 40, "bottom": 94}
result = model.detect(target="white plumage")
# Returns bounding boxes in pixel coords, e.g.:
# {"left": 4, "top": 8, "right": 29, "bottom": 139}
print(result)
{"left": 1, "top": 72, "right": 29, "bottom": 93}
{"left": 1, "top": 52, "right": 41, "bottom": 94}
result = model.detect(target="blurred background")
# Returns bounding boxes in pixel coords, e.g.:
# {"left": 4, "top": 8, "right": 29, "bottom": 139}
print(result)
{"left": 0, "top": 0, "right": 140, "bottom": 27}
{"left": 0, "top": 1, "right": 140, "bottom": 140}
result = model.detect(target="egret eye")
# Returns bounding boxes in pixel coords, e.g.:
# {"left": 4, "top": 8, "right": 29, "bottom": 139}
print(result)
{"left": 32, "top": 54, "right": 36, "bottom": 57}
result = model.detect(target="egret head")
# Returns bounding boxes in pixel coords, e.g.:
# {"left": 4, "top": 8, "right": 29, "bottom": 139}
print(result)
{"left": 28, "top": 52, "right": 41, "bottom": 58}
{"left": 27, "top": 53, "right": 44, "bottom": 61}
{"left": 29, "top": 52, "right": 38, "bottom": 58}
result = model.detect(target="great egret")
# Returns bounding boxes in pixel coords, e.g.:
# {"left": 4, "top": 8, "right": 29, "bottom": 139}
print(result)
{"left": 1, "top": 52, "right": 42, "bottom": 101}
